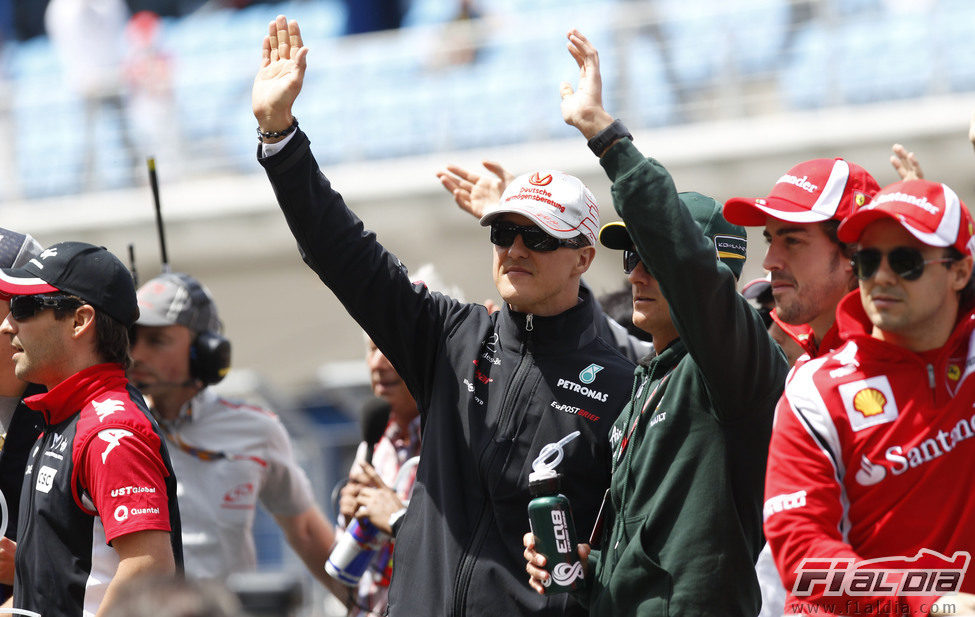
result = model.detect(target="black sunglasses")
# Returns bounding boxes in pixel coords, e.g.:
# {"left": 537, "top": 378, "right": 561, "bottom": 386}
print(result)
{"left": 9, "top": 294, "right": 84, "bottom": 321}
{"left": 623, "top": 250, "right": 654, "bottom": 276}
{"left": 850, "top": 247, "right": 956, "bottom": 282}
{"left": 490, "top": 221, "right": 587, "bottom": 252}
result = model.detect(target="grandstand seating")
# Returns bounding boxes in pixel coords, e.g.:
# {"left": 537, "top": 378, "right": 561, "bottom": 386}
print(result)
{"left": 2, "top": 0, "right": 974, "bottom": 199}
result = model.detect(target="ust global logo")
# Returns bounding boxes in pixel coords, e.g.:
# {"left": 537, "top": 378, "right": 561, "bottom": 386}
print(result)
{"left": 578, "top": 363, "right": 603, "bottom": 384}
{"left": 793, "top": 549, "right": 970, "bottom": 597}
{"left": 529, "top": 172, "right": 553, "bottom": 186}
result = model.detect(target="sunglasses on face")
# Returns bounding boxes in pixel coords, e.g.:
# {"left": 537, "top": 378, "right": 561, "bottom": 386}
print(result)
{"left": 8, "top": 294, "right": 84, "bottom": 321}
{"left": 850, "top": 247, "right": 956, "bottom": 282}
{"left": 489, "top": 221, "right": 587, "bottom": 252}
{"left": 623, "top": 250, "right": 653, "bottom": 276}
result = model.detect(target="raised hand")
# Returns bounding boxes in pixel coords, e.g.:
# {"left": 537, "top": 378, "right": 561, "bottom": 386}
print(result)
{"left": 890, "top": 143, "right": 924, "bottom": 181}
{"left": 252, "top": 15, "right": 308, "bottom": 136}
{"left": 436, "top": 161, "right": 514, "bottom": 219}
{"left": 560, "top": 29, "right": 614, "bottom": 140}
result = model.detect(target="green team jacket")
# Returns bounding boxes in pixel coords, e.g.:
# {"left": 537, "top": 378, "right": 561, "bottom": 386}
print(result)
{"left": 584, "top": 139, "right": 789, "bottom": 616}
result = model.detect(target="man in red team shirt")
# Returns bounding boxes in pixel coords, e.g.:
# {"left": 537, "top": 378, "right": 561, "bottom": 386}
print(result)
{"left": 0, "top": 242, "right": 181, "bottom": 617}
{"left": 763, "top": 179, "right": 975, "bottom": 616}
{"left": 724, "top": 157, "right": 880, "bottom": 364}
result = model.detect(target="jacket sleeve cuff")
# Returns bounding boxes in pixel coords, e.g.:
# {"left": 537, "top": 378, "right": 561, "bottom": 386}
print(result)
{"left": 257, "top": 128, "right": 311, "bottom": 175}
{"left": 598, "top": 138, "right": 645, "bottom": 183}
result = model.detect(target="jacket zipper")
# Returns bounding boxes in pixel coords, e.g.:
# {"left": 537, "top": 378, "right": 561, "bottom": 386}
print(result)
{"left": 450, "top": 322, "right": 534, "bottom": 617}
{"left": 18, "top": 437, "right": 41, "bottom": 585}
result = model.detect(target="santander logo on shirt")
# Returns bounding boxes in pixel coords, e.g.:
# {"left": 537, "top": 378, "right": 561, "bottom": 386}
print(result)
{"left": 854, "top": 412, "right": 975, "bottom": 486}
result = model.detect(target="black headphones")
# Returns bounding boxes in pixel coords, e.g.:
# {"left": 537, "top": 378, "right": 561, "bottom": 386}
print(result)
{"left": 190, "top": 331, "right": 231, "bottom": 386}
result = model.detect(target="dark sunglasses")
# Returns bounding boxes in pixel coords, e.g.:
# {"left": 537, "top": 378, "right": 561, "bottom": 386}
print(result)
{"left": 850, "top": 247, "right": 956, "bottom": 282}
{"left": 490, "top": 221, "right": 587, "bottom": 252}
{"left": 623, "top": 250, "right": 653, "bottom": 275}
{"left": 9, "top": 294, "right": 84, "bottom": 321}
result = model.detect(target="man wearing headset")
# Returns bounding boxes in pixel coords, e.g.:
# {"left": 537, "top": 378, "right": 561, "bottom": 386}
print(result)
{"left": 124, "top": 272, "right": 347, "bottom": 601}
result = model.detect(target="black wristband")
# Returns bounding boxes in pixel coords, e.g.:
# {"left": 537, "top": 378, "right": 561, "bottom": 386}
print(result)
{"left": 587, "top": 119, "right": 632, "bottom": 157}
{"left": 390, "top": 507, "right": 407, "bottom": 537}
{"left": 257, "top": 117, "right": 298, "bottom": 142}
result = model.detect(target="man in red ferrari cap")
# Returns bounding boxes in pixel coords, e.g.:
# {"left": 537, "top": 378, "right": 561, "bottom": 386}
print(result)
{"left": 726, "top": 160, "right": 883, "bottom": 616}
{"left": 725, "top": 158, "right": 880, "bottom": 362}
{"left": 763, "top": 179, "right": 975, "bottom": 616}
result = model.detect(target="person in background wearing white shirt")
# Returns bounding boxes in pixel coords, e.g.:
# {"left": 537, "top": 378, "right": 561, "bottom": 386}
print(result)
{"left": 124, "top": 271, "right": 347, "bottom": 603}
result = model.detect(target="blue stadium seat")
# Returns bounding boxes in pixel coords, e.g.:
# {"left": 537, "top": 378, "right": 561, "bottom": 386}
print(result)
{"left": 275, "top": 0, "right": 347, "bottom": 40}
{"left": 657, "top": 0, "right": 724, "bottom": 89}
{"left": 622, "top": 34, "right": 678, "bottom": 129}
{"left": 2, "top": 35, "right": 59, "bottom": 79}
{"left": 935, "top": 3, "right": 975, "bottom": 92}
{"left": 401, "top": 0, "right": 459, "bottom": 28}
{"left": 778, "top": 23, "right": 832, "bottom": 109}
{"left": 725, "top": 0, "right": 789, "bottom": 76}
{"left": 837, "top": 13, "right": 932, "bottom": 105}
{"left": 830, "top": 0, "right": 883, "bottom": 16}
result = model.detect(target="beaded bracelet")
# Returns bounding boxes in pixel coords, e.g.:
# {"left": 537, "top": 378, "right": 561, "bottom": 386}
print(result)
{"left": 257, "top": 117, "right": 298, "bottom": 142}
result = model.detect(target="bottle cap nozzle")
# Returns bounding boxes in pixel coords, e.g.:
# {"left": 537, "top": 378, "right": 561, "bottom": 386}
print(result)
{"left": 530, "top": 431, "right": 580, "bottom": 476}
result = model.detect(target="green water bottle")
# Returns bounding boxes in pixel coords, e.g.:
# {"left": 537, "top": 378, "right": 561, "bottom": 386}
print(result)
{"left": 527, "top": 431, "right": 586, "bottom": 593}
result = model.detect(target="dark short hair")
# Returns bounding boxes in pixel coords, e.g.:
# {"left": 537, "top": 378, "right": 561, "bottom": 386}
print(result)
{"left": 95, "top": 311, "right": 132, "bottom": 368}
{"left": 55, "top": 302, "right": 131, "bottom": 368}
{"left": 946, "top": 247, "right": 975, "bottom": 308}
{"left": 821, "top": 220, "right": 859, "bottom": 292}
{"left": 821, "top": 219, "right": 856, "bottom": 258}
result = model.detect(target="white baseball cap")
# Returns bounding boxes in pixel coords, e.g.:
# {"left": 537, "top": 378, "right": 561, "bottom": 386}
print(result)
{"left": 480, "top": 170, "right": 599, "bottom": 246}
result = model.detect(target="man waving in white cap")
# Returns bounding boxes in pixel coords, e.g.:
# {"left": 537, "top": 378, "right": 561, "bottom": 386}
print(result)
{"left": 252, "top": 15, "right": 634, "bottom": 617}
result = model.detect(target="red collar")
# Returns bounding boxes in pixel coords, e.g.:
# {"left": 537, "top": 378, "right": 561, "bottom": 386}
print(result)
{"left": 770, "top": 310, "right": 842, "bottom": 360}
{"left": 24, "top": 363, "right": 129, "bottom": 426}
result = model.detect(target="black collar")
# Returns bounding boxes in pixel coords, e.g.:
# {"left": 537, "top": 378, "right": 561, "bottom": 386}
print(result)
{"left": 497, "top": 286, "right": 600, "bottom": 355}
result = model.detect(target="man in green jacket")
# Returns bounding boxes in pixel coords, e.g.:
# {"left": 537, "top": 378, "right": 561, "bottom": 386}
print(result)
{"left": 524, "top": 30, "right": 789, "bottom": 616}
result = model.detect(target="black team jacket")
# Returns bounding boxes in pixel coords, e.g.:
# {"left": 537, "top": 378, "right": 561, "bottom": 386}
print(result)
{"left": 260, "top": 130, "right": 634, "bottom": 617}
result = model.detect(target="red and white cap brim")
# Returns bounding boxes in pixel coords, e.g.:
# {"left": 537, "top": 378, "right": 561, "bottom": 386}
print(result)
{"left": 724, "top": 159, "right": 853, "bottom": 225}
{"left": 0, "top": 268, "right": 58, "bottom": 299}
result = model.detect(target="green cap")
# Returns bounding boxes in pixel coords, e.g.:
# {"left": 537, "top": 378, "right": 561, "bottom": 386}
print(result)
{"left": 599, "top": 192, "right": 748, "bottom": 279}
